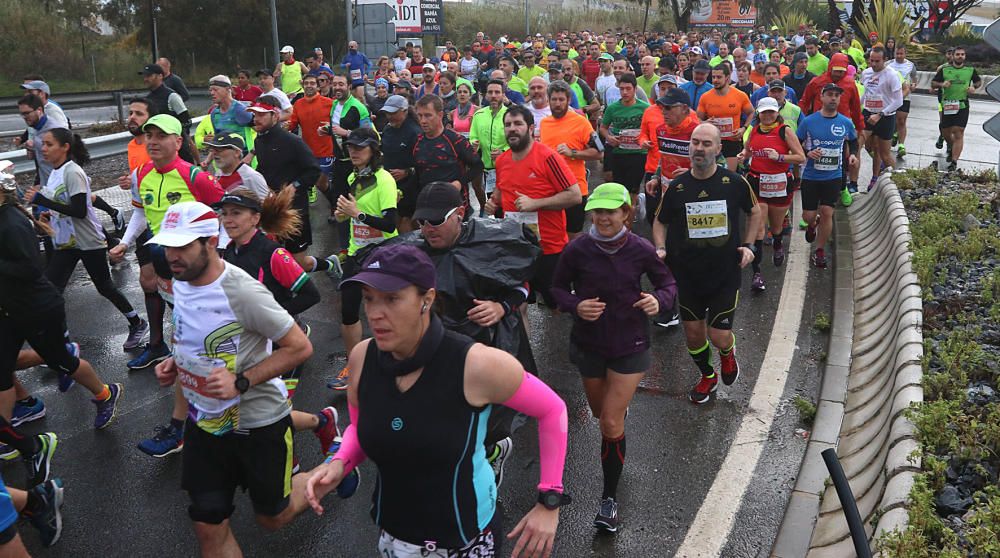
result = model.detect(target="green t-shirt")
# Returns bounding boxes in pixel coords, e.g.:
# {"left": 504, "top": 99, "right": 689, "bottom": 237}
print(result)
{"left": 507, "top": 75, "right": 529, "bottom": 96}
{"left": 708, "top": 54, "right": 734, "bottom": 68}
{"left": 346, "top": 168, "right": 399, "bottom": 256}
{"left": 935, "top": 64, "right": 981, "bottom": 110}
{"left": 636, "top": 74, "right": 659, "bottom": 99}
{"left": 517, "top": 65, "right": 546, "bottom": 83}
{"left": 806, "top": 53, "right": 829, "bottom": 77}
{"left": 602, "top": 99, "right": 649, "bottom": 154}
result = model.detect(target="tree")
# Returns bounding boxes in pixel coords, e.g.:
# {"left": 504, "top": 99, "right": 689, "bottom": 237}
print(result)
{"left": 665, "top": 0, "right": 697, "bottom": 31}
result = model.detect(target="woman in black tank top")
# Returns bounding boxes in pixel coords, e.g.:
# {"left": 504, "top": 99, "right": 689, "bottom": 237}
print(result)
{"left": 305, "top": 244, "right": 571, "bottom": 557}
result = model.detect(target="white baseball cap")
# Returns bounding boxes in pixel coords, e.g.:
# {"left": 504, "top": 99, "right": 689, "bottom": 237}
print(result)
{"left": 146, "top": 201, "right": 220, "bottom": 247}
{"left": 756, "top": 97, "right": 780, "bottom": 113}
{"left": 208, "top": 74, "right": 232, "bottom": 87}
{"left": 0, "top": 161, "right": 16, "bottom": 192}
{"left": 280, "top": 45, "right": 295, "bottom": 53}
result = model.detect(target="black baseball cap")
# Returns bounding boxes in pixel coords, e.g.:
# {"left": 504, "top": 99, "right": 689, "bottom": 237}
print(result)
{"left": 139, "top": 64, "right": 165, "bottom": 76}
{"left": 656, "top": 88, "right": 690, "bottom": 108}
{"left": 768, "top": 79, "right": 787, "bottom": 91}
{"left": 822, "top": 83, "right": 844, "bottom": 94}
{"left": 692, "top": 60, "right": 711, "bottom": 72}
{"left": 255, "top": 69, "right": 273, "bottom": 77}
{"left": 213, "top": 193, "right": 262, "bottom": 212}
{"left": 340, "top": 244, "right": 437, "bottom": 291}
{"left": 412, "top": 182, "right": 463, "bottom": 224}
{"left": 344, "top": 128, "right": 380, "bottom": 148}
{"left": 204, "top": 132, "right": 247, "bottom": 153}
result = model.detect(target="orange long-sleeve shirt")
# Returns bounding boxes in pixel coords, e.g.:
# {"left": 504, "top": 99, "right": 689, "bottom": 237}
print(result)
{"left": 638, "top": 103, "right": 665, "bottom": 174}
{"left": 288, "top": 94, "right": 334, "bottom": 158}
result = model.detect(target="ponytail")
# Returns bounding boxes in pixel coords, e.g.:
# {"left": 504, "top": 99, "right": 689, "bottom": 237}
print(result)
{"left": 46, "top": 128, "right": 91, "bottom": 165}
{"left": 225, "top": 186, "right": 301, "bottom": 241}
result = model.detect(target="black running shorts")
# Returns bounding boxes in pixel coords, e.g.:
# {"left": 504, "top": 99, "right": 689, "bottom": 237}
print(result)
{"left": 862, "top": 110, "right": 897, "bottom": 141}
{"left": 570, "top": 344, "right": 651, "bottom": 378}
{"left": 800, "top": 178, "right": 842, "bottom": 211}
{"left": 677, "top": 276, "right": 740, "bottom": 330}
{"left": 0, "top": 308, "right": 79, "bottom": 391}
{"left": 940, "top": 107, "right": 970, "bottom": 130}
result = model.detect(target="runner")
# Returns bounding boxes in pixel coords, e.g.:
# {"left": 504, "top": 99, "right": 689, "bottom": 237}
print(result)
{"left": 255, "top": 69, "right": 294, "bottom": 119}
{"left": 204, "top": 132, "right": 271, "bottom": 199}
{"left": 600, "top": 73, "right": 649, "bottom": 209}
{"left": 233, "top": 70, "right": 263, "bottom": 103}
{"left": 288, "top": 74, "right": 334, "bottom": 203}
{"left": 140, "top": 63, "right": 196, "bottom": 164}
{"left": 448, "top": 82, "right": 477, "bottom": 136}
{"left": 783, "top": 53, "right": 814, "bottom": 101}
{"left": 274, "top": 46, "right": 308, "bottom": 99}
{"left": 110, "top": 114, "right": 224, "bottom": 370}
{"left": 931, "top": 46, "right": 982, "bottom": 172}
{"left": 887, "top": 45, "right": 916, "bottom": 158}
{"left": 379, "top": 96, "right": 423, "bottom": 233}
{"left": 679, "top": 60, "right": 712, "bottom": 108}
{"left": 16, "top": 94, "right": 60, "bottom": 186}
{"left": 696, "top": 65, "right": 754, "bottom": 171}
{"left": 321, "top": 73, "right": 373, "bottom": 245}
{"left": 859, "top": 46, "right": 903, "bottom": 189}
{"left": 736, "top": 97, "right": 806, "bottom": 291}
{"left": 342, "top": 41, "right": 373, "bottom": 101}
{"left": 652, "top": 123, "right": 762, "bottom": 404}
{"left": 469, "top": 80, "right": 509, "bottom": 213}
{"left": 551, "top": 182, "right": 675, "bottom": 532}
{"left": 25, "top": 129, "right": 148, "bottom": 349}
{"left": 797, "top": 83, "right": 860, "bottom": 269}
{"left": 489, "top": 105, "right": 582, "bottom": 308}
{"left": 199, "top": 75, "right": 255, "bottom": 171}
{"left": 412, "top": 95, "right": 484, "bottom": 210}
{"left": 305, "top": 243, "right": 570, "bottom": 557}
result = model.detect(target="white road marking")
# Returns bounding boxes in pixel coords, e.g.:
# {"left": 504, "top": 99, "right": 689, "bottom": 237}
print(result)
{"left": 675, "top": 195, "right": 810, "bottom": 557}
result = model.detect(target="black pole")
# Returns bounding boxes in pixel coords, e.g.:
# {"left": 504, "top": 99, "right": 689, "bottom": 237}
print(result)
{"left": 149, "top": 0, "right": 159, "bottom": 62}
{"left": 821, "top": 448, "right": 873, "bottom": 558}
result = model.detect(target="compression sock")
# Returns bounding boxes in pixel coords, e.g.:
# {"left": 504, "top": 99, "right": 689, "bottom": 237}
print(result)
{"left": 311, "top": 257, "right": 333, "bottom": 273}
{"left": 720, "top": 334, "right": 736, "bottom": 357}
{"left": 95, "top": 384, "right": 111, "bottom": 401}
{"left": 92, "top": 196, "right": 116, "bottom": 216}
{"left": 125, "top": 310, "right": 140, "bottom": 326}
{"left": 752, "top": 240, "right": 764, "bottom": 273}
{"left": 144, "top": 291, "right": 165, "bottom": 347}
{"left": 773, "top": 233, "right": 783, "bottom": 252}
{"left": 169, "top": 417, "right": 185, "bottom": 432}
{"left": 600, "top": 434, "right": 626, "bottom": 500}
{"left": 689, "top": 340, "right": 714, "bottom": 376}
{"left": 0, "top": 417, "right": 38, "bottom": 456}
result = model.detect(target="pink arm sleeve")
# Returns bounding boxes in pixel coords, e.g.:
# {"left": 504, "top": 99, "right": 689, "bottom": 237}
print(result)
{"left": 329, "top": 401, "right": 367, "bottom": 474}
{"left": 501, "top": 372, "right": 569, "bottom": 492}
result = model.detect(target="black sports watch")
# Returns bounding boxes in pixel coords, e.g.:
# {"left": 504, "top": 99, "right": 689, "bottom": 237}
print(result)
{"left": 357, "top": 212, "right": 368, "bottom": 223}
{"left": 538, "top": 490, "right": 572, "bottom": 510}
{"left": 234, "top": 372, "right": 251, "bottom": 394}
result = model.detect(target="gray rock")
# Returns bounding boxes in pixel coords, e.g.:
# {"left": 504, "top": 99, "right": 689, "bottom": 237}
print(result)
{"left": 960, "top": 214, "right": 982, "bottom": 232}
{"left": 936, "top": 484, "right": 974, "bottom": 516}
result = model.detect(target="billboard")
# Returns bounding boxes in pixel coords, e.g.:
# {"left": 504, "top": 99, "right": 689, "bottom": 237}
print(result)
{"left": 688, "top": 0, "right": 758, "bottom": 28}
{"left": 357, "top": 0, "right": 443, "bottom": 34}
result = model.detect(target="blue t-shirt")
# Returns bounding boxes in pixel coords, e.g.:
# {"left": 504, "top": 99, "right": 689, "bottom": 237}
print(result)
{"left": 210, "top": 101, "right": 253, "bottom": 135}
{"left": 797, "top": 112, "right": 858, "bottom": 182}
{"left": 750, "top": 86, "right": 797, "bottom": 107}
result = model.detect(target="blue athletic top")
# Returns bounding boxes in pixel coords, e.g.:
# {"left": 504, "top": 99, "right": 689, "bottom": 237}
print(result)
{"left": 797, "top": 112, "right": 857, "bottom": 182}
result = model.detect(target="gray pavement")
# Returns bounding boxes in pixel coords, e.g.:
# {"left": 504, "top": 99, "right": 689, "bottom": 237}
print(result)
{"left": 6, "top": 92, "right": 998, "bottom": 557}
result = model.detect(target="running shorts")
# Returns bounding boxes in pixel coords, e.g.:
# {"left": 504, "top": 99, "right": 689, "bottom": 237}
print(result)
{"left": 182, "top": 415, "right": 294, "bottom": 523}
{"left": 136, "top": 229, "right": 173, "bottom": 280}
{"left": 747, "top": 172, "right": 794, "bottom": 208}
{"left": 378, "top": 527, "right": 496, "bottom": 557}
{"left": 940, "top": 107, "right": 970, "bottom": 130}
{"left": 565, "top": 196, "right": 587, "bottom": 234}
{"left": 677, "top": 276, "right": 740, "bottom": 330}
{"left": 800, "top": 178, "right": 842, "bottom": 211}
{"left": 0, "top": 476, "right": 20, "bottom": 541}
{"left": 570, "top": 344, "right": 651, "bottom": 378}
{"left": 898, "top": 99, "right": 910, "bottom": 114}
{"left": 863, "top": 110, "right": 896, "bottom": 140}
{"left": 610, "top": 152, "right": 647, "bottom": 194}
{"left": 721, "top": 139, "right": 743, "bottom": 158}
{"left": 0, "top": 307, "right": 80, "bottom": 391}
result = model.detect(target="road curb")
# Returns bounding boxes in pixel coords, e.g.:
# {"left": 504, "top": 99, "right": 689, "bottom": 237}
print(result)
{"left": 771, "top": 173, "right": 923, "bottom": 557}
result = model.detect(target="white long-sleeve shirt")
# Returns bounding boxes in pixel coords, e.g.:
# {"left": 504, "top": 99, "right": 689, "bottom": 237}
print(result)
{"left": 860, "top": 66, "right": 904, "bottom": 116}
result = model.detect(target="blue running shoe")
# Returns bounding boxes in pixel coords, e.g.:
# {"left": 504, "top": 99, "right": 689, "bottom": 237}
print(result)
{"left": 127, "top": 343, "right": 170, "bottom": 370}
{"left": 137, "top": 423, "right": 184, "bottom": 458}
{"left": 26, "top": 478, "right": 64, "bottom": 547}
{"left": 327, "top": 440, "right": 361, "bottom": 498}
{"left": 12, "top": 398, "right": 45, "bottom": 427}
{"left": 92, "top": 383, "right": 123, "bottom": 429}
{"left": 59, "top": 343, "right": 79, "bottom": 392}
{"left": 0, "top": 443, "right": 19, "bottom": 461}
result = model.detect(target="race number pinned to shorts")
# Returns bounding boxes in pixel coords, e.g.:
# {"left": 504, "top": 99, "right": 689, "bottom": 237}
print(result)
{"left": 815, "top": 147, "right": 842, "bottom": 172}
{"left": 350, "top": 69, "right": 362, "bottom": 82}
{"left": 505, "top": 211, "right": 540, "bottom": 238}
{"left": 484, "top": 169, "right": 497, "bottom": 195}
{"left": 685, "top": 200, "right": 728, "bottom": 239}
{"left": 617, "top": 129, "right": 642, "bottom": 150}
{"left": 942, "top": 99, "right": 961, "bottom": 115}
{"left": 175, "top": 352, "right": 239, "bottom": 415}
{"left": 710, "top": 117, "right": 736, "bottom": 138}
{"left": 759, "top": 173, "right": 788, "bottom": 198}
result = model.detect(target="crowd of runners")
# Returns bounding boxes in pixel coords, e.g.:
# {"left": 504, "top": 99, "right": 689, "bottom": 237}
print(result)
{"left": 0, "top": 20, "right": 984, "bottom": 556}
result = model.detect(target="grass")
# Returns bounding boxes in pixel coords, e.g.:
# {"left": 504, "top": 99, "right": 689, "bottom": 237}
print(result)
{"left": 812, "top": 312, "right": 831, "bottom": 333}
{"left": 793, "top": 395, "right": 817, "bottom": 425}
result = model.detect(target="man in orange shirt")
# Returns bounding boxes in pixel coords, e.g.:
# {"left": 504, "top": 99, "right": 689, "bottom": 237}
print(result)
{"left": 697, "top": 66, "right": 754, "bottom": 171}
{"left": 539, "top": 80, "right": 603, "bottom": 238}
{"left": 288, "top": 74, "right": 334, "bottom": 193}
{"left": 638, "top": 74, "right": 680, "bottom": 219}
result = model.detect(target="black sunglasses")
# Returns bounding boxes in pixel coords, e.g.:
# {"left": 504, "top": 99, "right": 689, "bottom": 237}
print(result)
{"left": 416, "top": 207, "right": 459, "bottom": 228}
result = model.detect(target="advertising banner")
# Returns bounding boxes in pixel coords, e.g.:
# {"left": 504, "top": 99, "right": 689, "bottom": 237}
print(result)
{"left": 358, "top": 0, "right": 442, "bottom": 34}
{"left": 688, "top": 0, "right": 758, "bottom": 28}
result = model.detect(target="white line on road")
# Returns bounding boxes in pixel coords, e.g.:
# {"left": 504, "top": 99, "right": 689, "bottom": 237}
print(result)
{"left": 675, "top": 195, "right": 810, "bottom": 557}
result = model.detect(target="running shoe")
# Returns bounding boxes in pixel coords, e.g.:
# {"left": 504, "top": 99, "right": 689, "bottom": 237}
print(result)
{"left": 720, "top": 351, "right": 740, "bottom": 386}
{"left": 935, "top": 135, "right": 944, "bottom": 149}
{"left": 763, "top": 231, "right": 772, "bottom": 246}
{"left": 798, "top": 219, "right": 808, "bottom": 230}
{"left": 805, "top": 224, "right": 817, "bottom": 244}
{"left": 309, "top": 186, "right": 318, "bottom": 204}
{"left": 812, "top": 249, "right": 828, "bottom": 269}
{"left": 325, "top": 254, "right": 344, "bottom": 282}
{"left": 92, "top": 383, "right": 123, "bottom": 429}
{"left": 137, "top": 424, "right": 184, "bottom": 457}
{"left": 0, "top": 444, "right": 19, "bottom": 461}
{"left": 947, "top": 161, "right": 958, "bottom": 172}
{"left": 773, "top": 244, "right": 785, "bottom": 267}
{"left": 26, "top": 478, "right": 64, "bottom": 548}
{"left": 594, "top": 498, "right": 620, "bottom": 532}
{"left": 327, "top": 366, "right": 351, "bottom": 391}
{"left": 314, "top": 406, "right": 341, "bottom": 454}
{"left": 111, "top": 209, "right": 126, "bottom": 237}
{"left": 26, "top": 432, "right": 58, "bottom": 487}
{"left": 653, "top": 312, "right": 680, "bottom": 328}
{"left": 847, "top": 181, "right": 859, "bottom": 194}
{"left": 868, "top": 177, "right": 878, "bottom": 193}
{"left": 897, "top": 145, "right": 906, "bottom": 158}
{"left": 891, "top": 132, "right": 898, "bottom": 147}
{"left": 12, "top": 398, "right": 46, "bottom": 427}
{"left": 488, "top": 437, "right": 513, "bottom": 489}
{"left": 840, "top": 188, "right": 853, "bottom": 207}
{"left": 688, "top": 374, "right": 718, "bottom": 404}
{"left": 334, "top": 457, "right": 361, "bottom": 499}
{"left": 751, "top": 272, "right": 765, "bottom": 292}
{"left": 127, "top": 343, "right": 170, "bottom": 370}
{"left": 123, "top": 318, "right": 149, "bottom": 350}
{"left": 59, "top": 342, "right": 79, "bottom": 392}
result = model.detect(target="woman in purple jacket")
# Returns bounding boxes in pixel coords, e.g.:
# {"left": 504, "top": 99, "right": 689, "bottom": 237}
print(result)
{"left": 551, "top": 182, "right": 676, "bottom": 533}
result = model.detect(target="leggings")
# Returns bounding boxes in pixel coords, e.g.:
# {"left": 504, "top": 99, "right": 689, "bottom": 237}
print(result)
{"left": 45, "top": 248, "right": 135, "bottom": 317}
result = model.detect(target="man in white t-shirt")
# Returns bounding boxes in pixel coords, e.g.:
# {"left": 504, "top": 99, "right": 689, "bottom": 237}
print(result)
{"left": 525, "top": 77, "right": 552, "bottom": 135}
{"left": 594, "top": 53, "right": 618, "bottom": 104}
{"left": 886, "top": 45, "right": 917, "bottom": 158}
{"left": 859, "top": 46, "right": 903, "bottom": 190}
{"left": 255, "top": 70, "right": 293, "bottom": 120}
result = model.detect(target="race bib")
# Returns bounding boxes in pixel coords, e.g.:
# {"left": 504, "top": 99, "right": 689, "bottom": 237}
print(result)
{"left": 350, "top": 69, "right": 362, "bottom": 81}
{"left": 157, "top": 276, "right": 174, "bottom": 305}
{"left": 176, "top": 352, "right": 239, "bottom": 415}
{"left": 815, "top": 147, "right": 842, "bottom": 172}
{"left": 352, "top": 218, "right": 384, "bottom": 247}
{"left": 505, "top": 210, "right": 540, "bottom": 238}
{"left": 484, "top": 169, "right": 497, "bottom": 195}
{"left": 943, "top": 99, "right": 961, "bottom": 115}
{"left": 710, "top": 117, "right": 736, "bottom": 138}
{"left": 617, "top": 128, "right": 642, "bottom": 150}
{"left": 759, "top": 173, "right": 788, "bottom": 198}
{"left": 685, "top": 200, "right": 728, "bottom": 239}
{"left": 864, "top": 94, "right": 884, "bottom": 112}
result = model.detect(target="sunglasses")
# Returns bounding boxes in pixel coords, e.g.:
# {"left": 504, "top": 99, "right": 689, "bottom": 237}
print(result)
{"left": 416, "top": 206, "right": 459, "bottom": 228}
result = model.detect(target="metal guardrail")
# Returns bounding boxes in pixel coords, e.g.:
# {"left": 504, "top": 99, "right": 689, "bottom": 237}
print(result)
{"left": 0, "top": 87, "right": 210, "bottom": 116}
{"left": 5, "top": 116, "right": 207, "bottom": 176}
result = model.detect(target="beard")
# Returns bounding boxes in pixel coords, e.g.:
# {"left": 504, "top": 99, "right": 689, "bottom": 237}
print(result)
{"left": 507, "top": 130, "right": 532, "bottom": 152}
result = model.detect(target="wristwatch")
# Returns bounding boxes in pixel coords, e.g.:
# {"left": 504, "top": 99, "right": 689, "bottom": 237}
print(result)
{"left": 357, "top": 212, "right": 368, "bottom": 223}
{"left": 234, "top": 372, "right": 250, "bottom": 394}
{"left": 538, "top": 490, "right": 572, "bottom": 510}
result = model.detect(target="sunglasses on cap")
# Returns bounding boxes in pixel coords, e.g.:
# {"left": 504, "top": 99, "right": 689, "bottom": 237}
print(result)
{"left": 416, "top": 207, "right": 459, "bottom": 228}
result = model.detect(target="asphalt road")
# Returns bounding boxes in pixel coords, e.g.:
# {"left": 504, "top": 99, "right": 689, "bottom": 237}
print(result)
{"left": 6, "top": 92, "right": 996, "bottom": 557}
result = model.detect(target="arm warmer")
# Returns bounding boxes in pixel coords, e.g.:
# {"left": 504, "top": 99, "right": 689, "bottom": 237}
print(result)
{"left": 363, "top": 208, "right": 398, "bottom": 234}
{"left": 502, "top": 372, "right": 569, "bottom": 492}
{"left": 121, "top": 209, "right": 148, "bottom": 248}
{"left": 847, "top": 138, "right": 859, "bottom": 157}
{"left": 33, "top": 192, "right": 87, "bottom": 219}
{"left": 329, "top": 401, "right": 367, "bottom": 474}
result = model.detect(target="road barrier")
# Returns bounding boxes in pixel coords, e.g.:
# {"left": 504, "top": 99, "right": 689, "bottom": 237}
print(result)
{"left": 0, "top": 88, "right": 209, "bottom": 116}
{"left": 772, "top": 172, "right": 923, "bottom": 557}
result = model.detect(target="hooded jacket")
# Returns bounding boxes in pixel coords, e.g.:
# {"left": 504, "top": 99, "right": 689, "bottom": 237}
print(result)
{"left": 798, "top": 53, "right": 863, "bottom": 132}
